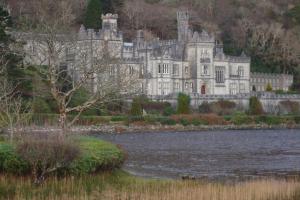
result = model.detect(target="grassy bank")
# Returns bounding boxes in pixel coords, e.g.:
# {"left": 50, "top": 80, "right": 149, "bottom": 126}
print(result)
{"left": 0, "top": 137, "right": 125, "bottom": 176}
{"left": 0, "top": 170, "right": 299, "bottom": 200}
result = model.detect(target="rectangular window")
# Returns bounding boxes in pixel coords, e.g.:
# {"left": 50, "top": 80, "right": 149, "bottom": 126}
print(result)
{"left": 173, "top": 64, "right": 179, "bottom": 75}
{"left": 158, "top": 64, "right": 162, "bottom": 74}
{"left": 230, "top": 83, "right": 237, "bottom": 95}
{"left": 185, "top": 66, "right": 189, "bottom": 74}
{"left": 239, "top": 83, "right": 245, "bottom": 93}
{"left": 215, "top": 66, "right": 225, "bottom": 84}
{"left": 238, "top": 66, "right": 244, "bottom": 77}
{"left": 174, "top": 82, "right": 180, "bottom": 92}
{"left": 203, "top": 65, "right": 208, "bottom": 75}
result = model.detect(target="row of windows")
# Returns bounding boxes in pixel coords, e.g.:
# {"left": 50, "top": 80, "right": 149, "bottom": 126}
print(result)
{"left": 230, "top": 83, "right": 246, "bottom": 95}
{"left": 251, "top": 78, "right": 280, "bottom": 84}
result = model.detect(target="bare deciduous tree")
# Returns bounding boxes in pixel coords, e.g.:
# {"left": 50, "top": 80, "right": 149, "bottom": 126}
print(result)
{"left": 19, "top": 0, "right": 140, "bottom": 132}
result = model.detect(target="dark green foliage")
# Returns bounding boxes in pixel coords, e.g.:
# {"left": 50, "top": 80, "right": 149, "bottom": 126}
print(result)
{"left": 249, "top": 96, "right": 264, "bottom": 115}
{"left": 32, "top": 98, "right": 52, "bottom": 114}
{"left": 285, "top": 4, "right": 300, "bottom": 26}
{"left": 159, "top": 118, "right": 176, "bottom": 126}
{"left": 231, "top": 112, "right": 253, "bottom": 125}
{"left": 69, "top": 88, "right": 99, "bottom": 116}
{"left": 294, "top": 116, "right": 300, "bottom": 124}
{"left": 0, "top": 143, "right": 30, "bottom": 175}
{"left": 198, "top": 101, "right": 212, "bottom": 114}
{"left": 102, "top": 0, "right": 124, "bottom": 13}
{"left": 130, "top": 98, "right": 143, "bottom": 117}
{"left": 179, "top": 118, "right": 190, "bottom": 126}
{"left": 177, "top": 93, "right": 190, "bottom": 114}
{"left": 198, "top": 100, "right": 236, "bottom": 115}
{"left": 191, "top": 119, "right": 207, "bottom": 126}
{"left": 84, "top": 0, "right": 103, "bottom": 29}
{"left": 111, "top": 116, "right": 127, "bottom": 122}
{"left": 0, "top": 137, "right": 125, "bottom": 177}
{"left": 0, "top": 6, "right": 24, "bottom": 89}
{"left": 163, "top": 106, "right": 175, "bottom": 116}
{"left": 255, "top": 116, "right": 282, "bottom": 125}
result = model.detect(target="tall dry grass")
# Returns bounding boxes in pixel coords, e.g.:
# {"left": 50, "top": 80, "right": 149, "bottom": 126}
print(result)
{"left": 2, "top": 174, "right": 299, "bottom": 200}
{"left": 100, "top": 179, "right": 300, "bottom": 200}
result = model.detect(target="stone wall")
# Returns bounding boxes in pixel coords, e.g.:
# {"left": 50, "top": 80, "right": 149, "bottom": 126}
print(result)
{"left": 148, "top": 92, "right": 300, "bottom": 114}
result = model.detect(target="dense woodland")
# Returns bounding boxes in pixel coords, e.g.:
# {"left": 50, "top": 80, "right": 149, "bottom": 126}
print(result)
{"left": 2, "top": 0, "right": 300, "bottom": 91}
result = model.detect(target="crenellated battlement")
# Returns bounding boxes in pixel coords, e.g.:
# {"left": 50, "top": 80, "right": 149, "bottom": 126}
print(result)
{"left": 177, "top": 11, "right": 189, "bottom": 20}
{"left": 101, "top": 13, "right": 118, "bottom": 20}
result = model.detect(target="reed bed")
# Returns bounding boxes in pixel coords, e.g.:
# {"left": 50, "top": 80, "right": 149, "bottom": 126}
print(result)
{"left": 0, "top": 172, "right": 299, "bottom": 200}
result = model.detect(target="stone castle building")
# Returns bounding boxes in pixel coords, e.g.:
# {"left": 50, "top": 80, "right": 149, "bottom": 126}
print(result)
{"left": 25, "top": 11, "right": 294, "bottom": 97}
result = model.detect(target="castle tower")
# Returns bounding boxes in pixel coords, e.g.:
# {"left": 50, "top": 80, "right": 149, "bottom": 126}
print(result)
{"left": 101, "top": 13, "right": 118, "bottom": 32}
{"left": 177, "top": 11, "right": 190, "bottom": 42}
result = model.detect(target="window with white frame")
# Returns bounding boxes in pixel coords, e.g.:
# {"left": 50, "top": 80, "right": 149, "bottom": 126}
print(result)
{"left": 174, "top": 82, "right": 180, "bottom": 92}
{"left": 239, "top": 83, "right": 245, "bottom": 93}
{"left": 215, "top": 66, "right": 225, "bottom": 84}
{"left": 230, "top": 83, "right": 237, "bottom": 95}
{"left": 238, "top": 66, "right": 244, "bottom": 77}
{"left": 185, "top": 82, "right": 189, "bottom": 89}
{"left": 173, "top": 64, "right": 179, "bottom": 75}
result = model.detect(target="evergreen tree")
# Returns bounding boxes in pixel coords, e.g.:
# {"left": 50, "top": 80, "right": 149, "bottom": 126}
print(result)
{"left": 130, "top": 97, "right": 143, "bottom": 117}
{"left": 249, "top": 96, "right": 264, "bottom": 115}
{"left": 177, "top": 93, "right": 191, "bottom": 114}
{"left": 84, "top": 0, "right": 103, "bottom": 29}
{"left": 0, "top": 6, "right": 24, "bottom": 88}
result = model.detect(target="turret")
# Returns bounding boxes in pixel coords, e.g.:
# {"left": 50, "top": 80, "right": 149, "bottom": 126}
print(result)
{"left": 177, "top": 11, "right": 190, "bottom": 42}
{"left": 101, "top": 13, "right": 118, "bottom": 32}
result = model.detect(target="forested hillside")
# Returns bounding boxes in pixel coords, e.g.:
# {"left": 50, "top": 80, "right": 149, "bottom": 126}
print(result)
{"left": 4, "top": 0, "right": 300, "bottom": 90}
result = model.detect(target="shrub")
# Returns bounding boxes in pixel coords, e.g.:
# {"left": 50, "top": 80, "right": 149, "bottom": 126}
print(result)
{"left": 163, "top": 106, "right": 176, "bottom": 116}
{"left": 111, "top": 116, "right": 127, "bottom": 122}
{"left": 255, "top": 116, "right": 282, "bottom": 125}
{"left": 294, "top": 116, "right": 300, "bottom": 124}
{"left": 180, "top": 118, "right": 190, "bottom": 126}
{"left": 130, "top": 98, "right": 143, "bottom": 117}
{"left": 159, "top": 118, "right": 177, "bottom": 126}
{"left": 0, "top": 143, "right": 30, "bottom": 175}
{"left": 177, "top": 93, "right": 190, "bottom": 114}
{"left": 17, "top": 135, "right": 80, "bottom": 184}
{"left": 210, "top": 100, "right": 236, "bottom": 115}
{"left": 198, "top": 101, "right": 212, "bottom": 114}
{"left": 191, "top": 119, "right": 207, "bottom": 126}
{"left": 266, "top": 83, "right": 273, "bottom": 91}
{"left": 231, "top": 112, "right": 253, "bottom": 125}
{"left": 249, "top": 96, "right": 264, "bottom": 115}
{"left": 70, "top": 137, "right": 125, "bottom": 175}
{"left": 142, "top": 101, "right": 171, "bottom": 114}
{"left": 171, "top": 114, "right": 225, "bottom": 125}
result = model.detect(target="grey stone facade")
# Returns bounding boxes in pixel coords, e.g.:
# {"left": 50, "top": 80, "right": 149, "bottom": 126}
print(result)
{"left": 23, "top": 11, "right": 294, "bottom": 97}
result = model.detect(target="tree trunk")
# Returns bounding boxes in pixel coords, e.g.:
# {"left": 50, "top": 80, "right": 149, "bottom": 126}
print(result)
{"left": 59, "top": 111, "right": 67, "bottom": 134}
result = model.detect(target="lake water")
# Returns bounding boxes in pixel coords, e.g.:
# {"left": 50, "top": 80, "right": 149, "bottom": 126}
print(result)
{"left": 96, "top": 129, "right": 300, "bottom": 180}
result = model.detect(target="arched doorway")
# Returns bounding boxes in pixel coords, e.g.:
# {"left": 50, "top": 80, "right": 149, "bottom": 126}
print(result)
{"left": 201, "top": 85, "right": 206, "bottom": 95}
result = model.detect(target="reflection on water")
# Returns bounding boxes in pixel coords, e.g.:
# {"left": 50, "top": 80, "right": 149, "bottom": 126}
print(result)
{"left": 96, "top": 129, "right": 300, "bottom": 180}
